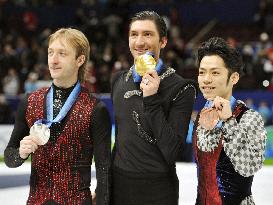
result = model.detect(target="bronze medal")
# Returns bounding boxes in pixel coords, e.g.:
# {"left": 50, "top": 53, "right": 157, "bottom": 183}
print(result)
{"left": 199, "top": 108, "right": 219, "bottom": 130}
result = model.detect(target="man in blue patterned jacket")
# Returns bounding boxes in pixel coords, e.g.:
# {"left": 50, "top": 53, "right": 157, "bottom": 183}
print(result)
{"left": 193, "top": 37, "right": 267, "bottom": 205}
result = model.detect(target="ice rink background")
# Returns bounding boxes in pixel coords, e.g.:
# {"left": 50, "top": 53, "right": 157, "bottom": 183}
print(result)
{"left": 0, "top": 162, "right": 273, "bottom": 205}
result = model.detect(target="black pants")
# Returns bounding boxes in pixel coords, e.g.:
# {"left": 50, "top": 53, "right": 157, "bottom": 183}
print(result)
{"left": 112, "top": 166, "right": 179, "bottom": 205}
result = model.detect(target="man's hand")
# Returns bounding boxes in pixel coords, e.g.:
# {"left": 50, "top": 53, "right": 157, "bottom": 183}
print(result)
{"left": 212, "top": 96, "right": 232, "bottom": 121}
{"left": 199, "top": 108, "right": 219, "bottom": 130}
{"left": 19, "top": 135, "right": 39, "bottom": 159}
{"left": 140, "top": 70, "right": 160, "bottom": 97}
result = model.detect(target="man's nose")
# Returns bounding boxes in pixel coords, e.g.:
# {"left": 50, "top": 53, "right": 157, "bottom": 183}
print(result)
{"left": 204, "top": 73, "right": 212, "bottom": 83}
{"left": 135, "top": 35, "right": 145, "bottom": 46}
{"left": 49, "top": 53, "right": 59, "bottom": 64}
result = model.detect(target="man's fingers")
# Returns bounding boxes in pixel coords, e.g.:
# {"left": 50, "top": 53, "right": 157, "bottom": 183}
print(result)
{"left": 20, "top": 138, "right": 36, "bottom": 147}
{"left": 27, "top": 135, "right": 40, "bottom": 145}
{"left": 213, "top": 96, "right": 225, "bottom": 110}
{"left": 22, "top": 135, "right": 34, "bottom": 140}
{"left": 19, "top": 146, "right": 32, "bottom": 159}
{"left": 140, "top": 82, "right": 146, "bottom": 90}
{"left": 143, "top": 70, "right": 160, "bottom": 81}
{"left": 20, "top": 136, "right": 39, "bottom": 153}
{"left": 30, "top": 136, "right": 40, "bottom": 145}
{"left": 31, "top": 143, "right": 38, "bottom": 150}
{"left": 21, "top": 142, "right": 36, "bottom": 151}
{"left": 145, "top": 69, "right": 158, "bottom": 77}
{"left": 143, "top": 74, "right": 154, "bottom": 84}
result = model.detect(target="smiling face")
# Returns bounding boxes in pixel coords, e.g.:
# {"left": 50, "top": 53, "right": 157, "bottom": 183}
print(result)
{"left": 129, "top": 20, "right": 167, "bottom": 62}
{"left": 48, "top": 38, "right": 84, "bottom": 87}
{"left": 198, "top": 55, "right": 239, "bottom": 100}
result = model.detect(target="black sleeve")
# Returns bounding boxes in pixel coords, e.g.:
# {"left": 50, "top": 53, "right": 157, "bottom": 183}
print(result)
{"left": 110, "top": 70, "right": 124, "bottom": 100}
{"left": 4, "top": 95, "right": 30, "bottom": 167}
{"left": 143, "top": 85, "right": 196, "bottom": 165}
{"left": 91, "top": 101, "right": 112, "bottom": 205}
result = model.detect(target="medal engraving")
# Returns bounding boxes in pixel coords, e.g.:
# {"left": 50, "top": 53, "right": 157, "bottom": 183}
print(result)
{"left": 135, "top": 53, "right": 156, "bottom": 76}
{"left": 30, "top": 123, "right": 50, "bottom": 145}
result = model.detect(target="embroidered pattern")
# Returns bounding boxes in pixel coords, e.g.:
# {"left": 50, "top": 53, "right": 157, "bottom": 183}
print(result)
{"left": 240, "top": 195, "right": 255, "bottom": 205}
{"left": 124, "top": 67, "right": 175, "bottom": 99}
{"left": 132, "top": 111, "right": 156, "bottom": 144}
{"left": 172, "top": 84, "right": 196, "bottom": 101}
{"left": 53, "top": 89, "right": 63, "bottom": 110}
{"left": 125, "top": 68, "right": 133, "bottom": 82}
{"left": 25, "top": 88, "right": 97, "bottom": 204}
{"left": 159, "top": 68, "right": 176, "bottom": 80}
{"left": 124, "top": 90, "right": 142, "bottom": 99}
{"left": 222, "top": 109, "right": 267, "bottom": 177}
{"left": 196, "top": 126, "right": 222, "bottom": 152}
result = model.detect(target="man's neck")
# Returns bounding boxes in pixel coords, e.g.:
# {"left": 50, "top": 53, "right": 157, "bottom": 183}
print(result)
{"left": 53, "top": 79, "right": 78, "bottom": 89}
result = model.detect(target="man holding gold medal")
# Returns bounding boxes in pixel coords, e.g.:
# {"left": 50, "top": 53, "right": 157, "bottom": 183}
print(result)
{"left": 111, "top": 11, "right": 196, "bottom": 205}
{"left": 4, "top": 28, "right": 111, "bottom": 205}
{"left": 193, "top": 37, "right": 267, "bottom": 205}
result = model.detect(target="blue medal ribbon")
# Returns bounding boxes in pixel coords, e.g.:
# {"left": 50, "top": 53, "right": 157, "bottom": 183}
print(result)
{"left": 34, "top": 81, "right": 81, "bottom": 128}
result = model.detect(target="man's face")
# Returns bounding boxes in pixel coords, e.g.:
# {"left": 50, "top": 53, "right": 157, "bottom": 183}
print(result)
{"left": 48, "top": 38, "right": 82, "bottom": 85}
{"left": 198, "top": 55, "right": 238, "bottom": 100}
{"left": 129, "top": 20, "right": 167, "bottom": 62}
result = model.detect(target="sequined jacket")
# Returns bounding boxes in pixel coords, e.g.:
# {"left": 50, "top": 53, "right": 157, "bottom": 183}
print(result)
{"left": 111, "top": 66, "right": 197, "bottom": 173}
{"left": 193, "top": 101, "right": 267, "bottom": 205}
{"left": 4, "top": 86, "right": 111, "bottom": 205}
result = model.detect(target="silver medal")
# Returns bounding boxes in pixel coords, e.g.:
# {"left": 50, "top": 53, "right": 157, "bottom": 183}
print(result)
{"left": 30, "top": 123, "right": 50, "bottom": 145}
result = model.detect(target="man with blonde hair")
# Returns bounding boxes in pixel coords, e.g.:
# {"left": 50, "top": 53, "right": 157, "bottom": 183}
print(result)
{"left": 4, "top": 28, "right": 111, "bottom": 205}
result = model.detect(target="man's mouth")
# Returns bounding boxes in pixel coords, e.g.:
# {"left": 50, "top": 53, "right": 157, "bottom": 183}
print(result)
{"left": 50, "top": 66, "right": 61, "bottom": 70}
{"left": 202, "top": 86, "right": 215, "bottom": 91}
{"left": 135, "top": 49, "right": 148, "bottom": 55}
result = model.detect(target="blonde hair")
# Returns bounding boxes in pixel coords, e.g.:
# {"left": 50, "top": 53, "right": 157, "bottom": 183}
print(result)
{"left": 48, "top": 28, "right": 90, "bottom": 83}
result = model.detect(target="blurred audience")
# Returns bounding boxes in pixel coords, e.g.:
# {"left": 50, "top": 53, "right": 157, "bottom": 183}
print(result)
{"left": 245, "top": 98, "right": 257, "bottom": 110}
{"left": 258, "top": 100, "right": 272, "bottom": 125}
{"left": 24, "top": 72, "right": 38, "bottom": 93}
{"left": 82, "top": 61, "right": 97, "bottom": 93}
{"left": 0, "top": 94, "right": 12, "bottom": 124}
{"left": 0, "top": 0, "right": 273, "bottom": 125}
{"left": 2, "top": 68, "right": 20, "bottom": 96}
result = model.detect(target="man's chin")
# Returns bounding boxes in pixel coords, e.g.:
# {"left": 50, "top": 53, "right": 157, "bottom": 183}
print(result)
{"left": 134, "top": 52, "right": 146, "bottom": 57}
{"left": 51, "top": 75, "right": 61, "bottom": 81}
{"left": 203, "top": 94, "right": 215, "bottom": 101}
{"left": 134, "top": 54, "right": 141, "bottom": 59}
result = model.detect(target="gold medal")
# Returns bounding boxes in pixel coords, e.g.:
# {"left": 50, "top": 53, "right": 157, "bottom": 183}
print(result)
{"left": 135, "top": 53, "right": 156, "bottom": 76}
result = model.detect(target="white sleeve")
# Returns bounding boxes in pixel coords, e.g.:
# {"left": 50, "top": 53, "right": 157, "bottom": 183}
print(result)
{"left": 221, "top": 109, "right": 267, "bottom": 177}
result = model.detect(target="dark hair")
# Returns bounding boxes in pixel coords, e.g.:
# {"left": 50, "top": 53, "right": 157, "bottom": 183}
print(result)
{"left": 197, "top": 37, "right": 244, "bottom": 78}
{"left": 129, "top": 10, "right": 167, "bottom": 39}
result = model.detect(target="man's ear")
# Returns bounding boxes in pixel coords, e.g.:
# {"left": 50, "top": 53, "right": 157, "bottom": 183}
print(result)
{"left": 77, "top": 55, "right": 85, "bottom": 67}
{"left": 160, "top": 37, "right": 168, "bottom": 49}
{"left": 230, "top": 72, "right": 239, "bottom": 85}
